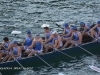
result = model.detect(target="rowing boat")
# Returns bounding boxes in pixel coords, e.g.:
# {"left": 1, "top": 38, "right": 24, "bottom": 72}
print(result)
{"left": 0, "top": 42, "right": 100, "bottom": 68}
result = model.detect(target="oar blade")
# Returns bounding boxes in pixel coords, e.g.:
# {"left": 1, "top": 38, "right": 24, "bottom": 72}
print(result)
{"left": 89, "top": 65, "right": 100, "bottom": 73}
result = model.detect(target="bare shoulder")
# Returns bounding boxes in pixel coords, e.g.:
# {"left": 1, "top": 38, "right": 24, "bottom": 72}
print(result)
{"left": 78, "top": 32, "right": 82, "bottom": 36}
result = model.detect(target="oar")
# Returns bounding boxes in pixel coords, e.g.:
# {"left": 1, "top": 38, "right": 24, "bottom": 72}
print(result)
{"left": 68, "top": 40, "right": 99, "bottom": 60}
{"left": 69, "top": 41, "right": 100, "bottom": 73}
{"left": 8, "top": 53, "right": 37, "bottom": 75}
{"left": 9, "top": 53, "right": 25, "bottom": 69}
{"left": 33, "top": 52, "right": 63, "bottom": 75}
{"left": 53, "top": 48, "right": 76, "bottom": 60}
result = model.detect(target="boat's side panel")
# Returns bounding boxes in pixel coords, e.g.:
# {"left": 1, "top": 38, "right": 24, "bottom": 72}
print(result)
{"left": 0, "top": 42, "right": 100, "bottom": 67}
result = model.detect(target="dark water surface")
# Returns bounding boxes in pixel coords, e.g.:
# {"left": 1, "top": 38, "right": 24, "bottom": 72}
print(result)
{"left": 0, "top": 0, "right": 100, "bottom": 75}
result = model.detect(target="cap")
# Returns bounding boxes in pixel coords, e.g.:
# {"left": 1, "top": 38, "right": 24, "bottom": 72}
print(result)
{"left": 97, "top": 21, "right": 100, "bottom": 24}
{"left": 27, "top": 31, "right": 31, "bottom": 34}
{"left": 13, "top": 41, "right": 18, "bottom": 44}
{"left": 52, "top": 31, "right": 58, "bottom": 34}
{"left": 80, "top": 22, "right": 85, "bottom": 26}
{"left": 64, "top": 23, "right": 69, "bottom": 28}
{"left": 36, "top": 33, "right": 40, "bottom": 36}
{"left": 72, "top": 26, "right": 77, "bottom": 30}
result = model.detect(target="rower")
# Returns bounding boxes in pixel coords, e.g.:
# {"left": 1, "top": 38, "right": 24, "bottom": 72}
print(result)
{"left": 43, "top": 27, "right": 54, "bottom": 53}
{"left": 62, "top": 23, "right": 72, "bottom": 41}
{"left": 90, "top": 21, "right": 100, "bottom": 39}
{"left": 44, "top": 27, "right": 53, "bottom": 44}
{"left": 28, "top": 34, "right": 43, "bottom": 57}
{"left": 0, "top": 37, "right": 13, "bottom": 62}
{"left": 21, "top": 31, "right": 34, "bottom": 51}
{"left": 70, "top": 26, "right": 82, "bottom": 47}
{"left": 7, "top": 41, "right": 22, "bottom": 61}
{"left": 52, "top": 31, "right": 63, "bottom": 50}
{"left": 45, "top": 31, "right": 62, "bottom": 52}
{"left": 80, "top": 22, "right": 91, "bottom": 35}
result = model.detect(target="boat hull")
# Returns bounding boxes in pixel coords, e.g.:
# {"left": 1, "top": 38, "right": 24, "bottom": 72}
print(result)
{"left": 0, "top": 42, "right": 100, "bottom": 67}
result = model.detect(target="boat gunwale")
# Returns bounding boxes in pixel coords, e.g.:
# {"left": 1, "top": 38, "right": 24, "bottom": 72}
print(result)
{"left": 0, "top": 41, "right": 96, "bottom": 65}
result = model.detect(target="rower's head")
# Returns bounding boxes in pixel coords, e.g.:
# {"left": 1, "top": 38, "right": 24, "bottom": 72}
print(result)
{"left": 13, "top": 41, "right": 18, "bottom": 47}
{"left": 97, "top": 21, "right": 100, "bottom": 27}
{"left": 71, "top": 26, "right": 77, "bottom": 32}
{"left": 64, "top": 23, "right": 69, "bottom": 29}
{"left": 3, "top": 37, "right": 9, "bottom": 42}
{"left": 44, "top": 27, "right": 50, "bottom": 33}
{"left": 52, "top": 31, "right": 58, "bottom": 37}
{"left": 36, "top": 33, "right": 40, "bottom": 39}
{"left": 80, "top": 22, "right": 85, "bottom": 27}
{"left": 27, "top": 31, "right": 31, "bottom": 37}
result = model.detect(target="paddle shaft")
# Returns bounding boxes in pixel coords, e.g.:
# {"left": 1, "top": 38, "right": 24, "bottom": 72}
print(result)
{"left": 34, "top": 53, "right": 59, "bottom": 74}
{"left": 69, "top": 40, "right": 98, "bottom": 59}
{"left": 9, "top": 53, "right": 25, "bottom": 69}
{"left": 56, "top": 50, "right": 76, "bottom": 60}
{"left": 77, "top": 45, "right": 96, "bottom": 56}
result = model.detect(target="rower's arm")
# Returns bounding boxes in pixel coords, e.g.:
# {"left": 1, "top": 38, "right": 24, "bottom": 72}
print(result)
{"left": 46, "top": 35, "right": 54, "bottom": 43}
{"left": 63, "top": 28, "right": 66, "bottom": 35}
{"left": 56, "top": 38, "right": 61, "bottom": 49}
{"left": 0, "top": 43, "right": 5, "bottom": 48}
{"left": 66, "top": 30, "right": 72, "bottom": 36}
{"left": 28, "top": 41, "right": 34, "bottom": 49}
{"left": 91, "top": 25, "right": 97, "bottom": 30}
{"left": 78, "top": 33, "right": 82, "bottom": 43}
{"left": 45, "top": 34, "right": 47, "bottom": 41}
{"left": 54, "top": 40, "right": 58, "bottom": 48}
{"left": 3, "top": 44, "right": 13, "bottom": 51}
{"left": 83, "top": 26, "right": 88, "bottom": 33}
{"left": 69, "top": 32, "right": 74, "bottom": 40}
{"left": 40, "top": 38, "right": 44, "bottom": 44}
{"left": 22, "top": 39, "right": 26, "bottom": 46}
{"left": 13, "top": 47, "right": 21, "bottom": 57}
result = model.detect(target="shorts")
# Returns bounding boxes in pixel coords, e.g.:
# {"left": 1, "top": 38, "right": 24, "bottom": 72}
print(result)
{"left": 34, "top": 49, "right": 43, "bottom": 54}
{"left": 73, "top": 41, "right": 81, "bottom": 46}
{"left": 37, "top": 50, "right": 43, "bottom": 54}
{"left": 15, "top": 55, "right": 21, "bottom": 60}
